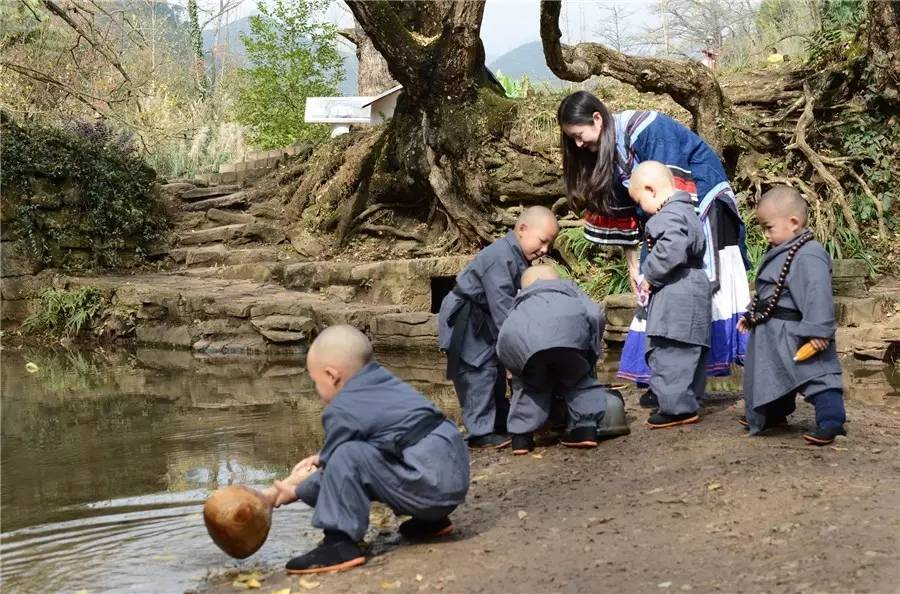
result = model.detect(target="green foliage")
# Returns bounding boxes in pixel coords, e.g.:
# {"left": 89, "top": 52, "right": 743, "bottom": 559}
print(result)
{"left": 556, "top": 227, "right": 631, "bottom": 300}
{"left": 740, "top": 204, "right": 770, "bottom": 283}
{"left": 21, "top": 287, "right": 104, "bottom": 338}
{"left": 804, "top": 0, "right": 865, "bottom": 68}
{"left": 495, "top": 70, "right": 531, "bottom": 99}
{"left": 235, "top": 0, "right": 343, "bottom": 149}
{"left": 1, "top": 117, "right": 169, "bottom": 268}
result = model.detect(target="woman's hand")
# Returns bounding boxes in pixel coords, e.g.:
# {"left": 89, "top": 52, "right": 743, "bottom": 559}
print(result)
{"left": 736, "top": 317, "right": 750, "bottom": 334}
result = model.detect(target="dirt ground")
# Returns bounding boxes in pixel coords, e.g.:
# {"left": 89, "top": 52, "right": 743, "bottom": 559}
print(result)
{"left": 202, "top": 390, "right": 900, "bottom": 594}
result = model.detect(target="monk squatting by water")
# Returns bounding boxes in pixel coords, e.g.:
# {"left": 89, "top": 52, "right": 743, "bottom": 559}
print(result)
{"left": 261, "top": 325, "right": 470, "bottom": 574}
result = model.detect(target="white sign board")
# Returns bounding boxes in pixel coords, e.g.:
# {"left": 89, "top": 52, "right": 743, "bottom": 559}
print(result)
{"left": 305, "top": 97, "right": 373, "bottom": 124}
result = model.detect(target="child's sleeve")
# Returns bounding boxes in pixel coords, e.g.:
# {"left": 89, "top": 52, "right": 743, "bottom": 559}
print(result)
{"left": 318, "top": 406, "right": 364, "bottom": 466}
{"left": 642, "top": 214, "right": 691, "bottom": 286}
{"left": 788, "top": 253, "right": 837, "bottom": 340}
{"left": 481, "top": 261, "right": 518, "bottom": 328}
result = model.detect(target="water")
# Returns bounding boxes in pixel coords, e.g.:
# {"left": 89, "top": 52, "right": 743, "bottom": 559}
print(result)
{"left": 1, "top": 344, "right": 895, "bottom": 593}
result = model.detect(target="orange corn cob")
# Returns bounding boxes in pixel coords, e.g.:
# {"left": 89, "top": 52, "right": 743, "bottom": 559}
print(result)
{"left": 793, "top": 341, "right": 818, "bottom": 362}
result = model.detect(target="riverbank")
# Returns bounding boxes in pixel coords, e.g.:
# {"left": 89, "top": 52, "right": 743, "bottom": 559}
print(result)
{"left": 201, "top": 387, "right": 900, "bottom": 594}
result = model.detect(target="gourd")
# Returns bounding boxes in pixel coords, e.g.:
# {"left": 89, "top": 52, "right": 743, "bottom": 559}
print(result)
{"left": 203, "top": 485, "right": 273, "bottom": 559}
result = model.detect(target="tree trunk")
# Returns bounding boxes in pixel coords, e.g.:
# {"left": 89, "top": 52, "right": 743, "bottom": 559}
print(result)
{"left": 867, "top": 0, "right": 900, "bottom": 104}
{"left": 339, "top": 23, "right": 398, "bottom": 96}
{"left": 339, "top": 1, "right": 514, "bottom": 248}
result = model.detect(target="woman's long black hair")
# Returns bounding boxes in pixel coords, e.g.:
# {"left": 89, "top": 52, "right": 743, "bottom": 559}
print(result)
{"left": 557, "top": 91, "right": 619, "bottom": 214}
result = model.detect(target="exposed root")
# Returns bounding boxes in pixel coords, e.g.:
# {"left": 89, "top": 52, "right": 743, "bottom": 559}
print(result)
{"left": 845, "top": 168, "right": 887, "bottom": 239}
{"left": 350, "top": 203, "right": 417, "bottom": 228}
{"left": 357, "top": 224, "right": 425, "bottom": 243}
{"left": 785, "top": 83, "right": 859, "bottom": 234}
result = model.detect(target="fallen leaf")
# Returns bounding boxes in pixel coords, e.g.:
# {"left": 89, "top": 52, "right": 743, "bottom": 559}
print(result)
{"left": 644, "top": 487, "right": 663, "bottom": 495}
{"left": 831, "top": 446, "right": 848, "bottom": 451}
{"left": 246, "top": 579, "right": 261, "bottom": 589}
{"left": 25, "top": 362, "right": 39, "bottom": 373}
{"left": 235, "top": 572, "right": 263, "bottom": 584}
{"left": 707, "top": 483, "right": 722, "bottom": 491}
{"left": 416, "top": 575, "right": 423, "bottom": 582}
{"left": 658, "top": 582, "right": 672, "bottom": 588}
{"left": 381, "top": 580, "right": 402, "bottom": 590}
{"left": 272, "top": 589, "right": 292, "bottom": 594}
{"left": 232, "top": 582, "right": 249, "bottom": 590}
{"left": 531, "top": 454, "right": 543, "bottom": 459}
{"left": 517, "top": 510, "right": 528, "bottom": 520}
{"left": 298, "top": 577, "right": 320, "bottom": 590}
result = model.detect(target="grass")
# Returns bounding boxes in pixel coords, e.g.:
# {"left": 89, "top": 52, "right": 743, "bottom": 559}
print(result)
{"left": 555, "top": 226, "right": 632, "bottom": 300}
{"left": 20, "top": 287, "right": 104, "bottom": 338}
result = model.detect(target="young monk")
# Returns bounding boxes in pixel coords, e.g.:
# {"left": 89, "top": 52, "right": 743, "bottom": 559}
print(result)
{"left": 438, "top": 206, "right": 560, "bottom": 449}
{"left": 629, "top": 161, "right": 711, "bottom": 429}
{"left": 263, "top": 325, "right": 469, "bottom": 574}
{"left": 496, "top": 265, "right": 628, "bottom": 454}
{"left": 738, "top": 186, "right": 847, "bottom": 445}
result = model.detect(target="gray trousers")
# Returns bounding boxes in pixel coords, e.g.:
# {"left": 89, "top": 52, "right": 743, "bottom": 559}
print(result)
{"left": 452, "top": 355, "right": 509, "bottom": 438}
{"left": 508, "top": 348, "right": 607, "bottom": 434}
{"left": 647, "top": 337, "right": 707, "bottom": 415}
{"left": 296, "top": 441, "right": 459, "bottom": 542}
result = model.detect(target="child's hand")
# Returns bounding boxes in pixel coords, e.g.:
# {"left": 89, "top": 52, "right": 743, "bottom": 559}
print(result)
{"left": 736, "top": 317, "right": 749, "bottom": 334}
{"left": 809, "top": 337, "right": 829, "bottom": 352}
{"left": 639, "top": 279, "right": 651, "bottom": 294}
{"left": 270, "top": 479, "right": 301, "bottom": 508}
{"left": 293, "top": 454, "right": 320, "bottom": 474}
{"left": 284, "top": 463, "right": 317, "bottom": 488}
{"left": 506, "top": 369, "right": 512, "bottom": 380}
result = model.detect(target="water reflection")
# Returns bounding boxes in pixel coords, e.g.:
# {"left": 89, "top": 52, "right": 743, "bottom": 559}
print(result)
{"left": 0, "top": 343, "right": 895, "bottom": 593}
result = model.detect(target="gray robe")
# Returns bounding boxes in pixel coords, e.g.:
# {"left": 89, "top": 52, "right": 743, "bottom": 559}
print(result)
{"left": 496, "top": 279, "right": 605, "bottom": 375}
{"left": 296, "top": 362, "right": 470, "bottom": 541}
{"left": 497, "top": 279, "right": 609, "bottom": 433}
{"left": 437, "top": 231, "right": 529, "bottom": 437}
{"left": 743, "top": 233, "right": 843, "bottom": 434}
{"left": 643, "top": 191, "right": 711, "bottom": 415}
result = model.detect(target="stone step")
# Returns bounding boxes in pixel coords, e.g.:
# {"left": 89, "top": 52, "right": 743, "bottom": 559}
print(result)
{"left": 207, "top": 208, "right": 254, "bottom": 225}
{"left": 177, "top": 224, "right": 246, "bottom": 245}
{"left": 183, "top": 191, "right": 249, "bottom": 212}
{"left": 58, "top": 273, "right": 405, "bottom": 353}
{"left": 181, "top": 185, "right": 241, "bottom": 201}
{"left": 179, "top": 245, "right": 279, "bottom": 268}
{"left": 172, "top": 262, "right": 285, "bottom": 283}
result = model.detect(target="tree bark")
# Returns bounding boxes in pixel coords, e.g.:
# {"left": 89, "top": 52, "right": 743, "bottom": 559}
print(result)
{"left": 867, "top": 0, "right": 900, "bottom": 104}
{"left": 338, "top": 22, "right": 397, "bottom": 96}
{"left": 339, "top": 0, "right": 514, "bottom": 247}
{"left": 539, "top": 0, "right": 729, "bottom": 152}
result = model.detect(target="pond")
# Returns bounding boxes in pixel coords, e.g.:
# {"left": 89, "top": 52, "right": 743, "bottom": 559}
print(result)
{"left": 1, "top": 344, "right": 896, "bottom": 593}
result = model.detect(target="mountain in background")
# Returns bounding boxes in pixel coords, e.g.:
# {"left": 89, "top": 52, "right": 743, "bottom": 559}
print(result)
{"left": 487, "top": 41, "right": 565, "bottom": 86}
{"left": 202, "top": 15, "right": 358, "bottom": 96}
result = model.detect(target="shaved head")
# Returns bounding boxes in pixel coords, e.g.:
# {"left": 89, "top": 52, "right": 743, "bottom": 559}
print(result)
{"left": 517, "top": 205, "right": 557, "bottom": 227}
{"left": 521, "top": 264, "right": 560, "bottom": 288}
{"left": 307, "top": 325, "right": 373, "bottom": 377}
{"left": 630, "top": 160, "right": 675, "bottom": 190}
{"left": 759, "top": 185, "right": 809, "bottom": 225}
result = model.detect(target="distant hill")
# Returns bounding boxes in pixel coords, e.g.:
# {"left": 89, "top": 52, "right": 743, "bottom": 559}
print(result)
{"left": 488, "top": 41, "right": 566, "bottom": 87}
{"left": 202, "top": 15, "right": 358, "bottom": 96}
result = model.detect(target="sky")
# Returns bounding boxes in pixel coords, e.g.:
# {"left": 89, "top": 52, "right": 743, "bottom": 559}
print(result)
{"left": 213, "top": 0, "right": 660, "bottom": 62}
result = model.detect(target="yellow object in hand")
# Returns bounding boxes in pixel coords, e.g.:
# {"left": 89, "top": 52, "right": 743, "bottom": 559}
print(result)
{"left": 793, "top": 341, "right": 818, "bottom": 362}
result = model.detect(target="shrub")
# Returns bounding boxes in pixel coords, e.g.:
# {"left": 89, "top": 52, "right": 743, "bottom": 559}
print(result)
{"left": 20, "top": 287, "right": 104, "bottom": 337}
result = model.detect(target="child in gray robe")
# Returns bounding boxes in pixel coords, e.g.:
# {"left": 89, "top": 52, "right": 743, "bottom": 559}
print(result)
{"left": 263, "top": 325, "right": 469, "bottom": 574}
{"left": 738, "top": 186, "right": 847, "bottom": 445}
{"left": 437, "top": 206, "right": 559, "bottom": 449}
{"left": 629, "top": 161, "right": 711, "bottom": 429}
{"left": 497, "top": 265, "right": 628, "bottom": 454}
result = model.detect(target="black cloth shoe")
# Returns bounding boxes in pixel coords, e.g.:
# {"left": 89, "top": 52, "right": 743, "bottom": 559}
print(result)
{"left": 286, "top": 531, "right": 365, "bottom": 575}
{"left": 511, "top": 433, "right": 535, "bottom": 455}
{"left": 802, "top": 425, "right": 847, "bottom": 446}
{"left": 639, "top": 390, "right": 659, "bottom": 409}
{"left": 468, "top": 433, "right": 511, "bottom": 449}
{"left": 559, "top": 426, "right": 599, "bottom": 448}
{"left": 647, "top": 411, "right": 700, "bottom": 429}
{"left": 399, "top": 516, "right": 454, "bottom": 539}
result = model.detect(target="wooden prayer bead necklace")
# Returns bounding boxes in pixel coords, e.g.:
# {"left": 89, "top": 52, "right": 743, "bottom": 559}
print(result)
{"left": 744, "top": 230, "right": 814, "bottom": 328}
{"left": 644, "top": 195, "right": 675, "bottom": 253}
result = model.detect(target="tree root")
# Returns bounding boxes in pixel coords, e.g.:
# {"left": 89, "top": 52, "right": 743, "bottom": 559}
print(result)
{"left": 845, "top": 168, "right": 887, "bottom": 239}
{"left": 357, "top": 224, "right": 425, "bottom": 243}
{"left": 785, "top": 83, "right": 859, "bottom": 235}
